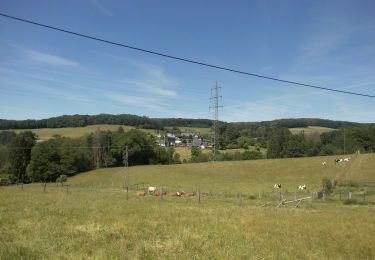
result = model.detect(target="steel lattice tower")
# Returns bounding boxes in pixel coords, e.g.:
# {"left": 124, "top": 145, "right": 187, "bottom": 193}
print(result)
{"left": 210, "top": 81, "right": 222, "bottom": 161}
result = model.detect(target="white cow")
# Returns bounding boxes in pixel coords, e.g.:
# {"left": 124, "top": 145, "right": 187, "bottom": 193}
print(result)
{"left": 322, "top": 161, "right": 327, "bottom": 166}
{"left": 274, "top": 184, "right": 281, "bottom": 189}
{"left": 343, "top": 158, "right": 350, "bottom": 162}
{"left": 147, "top": 186, "right": 157, "bottom": 194}
{"left": 334, "top": 158, "right": 343, "bottom": 164}
{"left": 298, "top": 184, "right": 307, "bottom": 190}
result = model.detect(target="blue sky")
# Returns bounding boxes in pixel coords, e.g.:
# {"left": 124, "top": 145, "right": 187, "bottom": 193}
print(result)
{"left": 0, "top": 0, "right": 374, "bottom": 122}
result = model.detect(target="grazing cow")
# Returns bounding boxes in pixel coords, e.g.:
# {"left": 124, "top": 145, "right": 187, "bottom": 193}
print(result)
{"left": 171, "top": 191, "right": 183, "bottom": 197}
{"left": 298, "top": 184, "right": 307, "bottom": 190}
{"left": 148, "top": 186, "right": 157, "bottom": 194}
{"left": 154, "top": 191, "right": 167, "bottom": 196}
{"left": 137, "top": 191, "right": 146, "bottom": 196}
{"left": 273, "top": 184, "right": 282, "bottom": 189}
{"left": 322, "top": 161, "right": 327, "bottom": 166}
{"left": 334, "top": 158, "right": 343, "bottom": 164}
{"left": 343, "top": 158, "right": 350, "bottom": 162}
{"left": 184, "top": 191, "right": 196, "bottom": 196}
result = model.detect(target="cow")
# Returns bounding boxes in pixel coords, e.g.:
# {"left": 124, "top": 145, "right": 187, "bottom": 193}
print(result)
{"left": 184, "top": 191, "right": 196, "bottom": 196}
{"left": 322, "top": 161, "right": 327, "bottom": 166}
{"left": 334, "top": 158, "right": 343, "bottom": 164}
{"left": 171, "top": 191, "right": 184, "bottom": 197}
{"left": 273, "top": 184, "right": 281, "bottom": 189}
{"left": 147, "top": 186, "right": 157, "bottom": 194}
{"left": 343, "top": 158, "right": 350, "bottom": 162}
{"left": 298, "top": 184, "right": 307, "bottom": 190}
{"left": 137, "top": 191, "right": 146, "bottom": 196}
{"left": 154, "top": 191, "right": 167, "bottom": 196}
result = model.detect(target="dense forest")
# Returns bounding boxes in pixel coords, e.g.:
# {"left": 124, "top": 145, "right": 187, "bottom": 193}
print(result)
{"left": 0, "top": 114, "right": 362, "bottom": 130}
{"left": 0, "top": 128, "right": 182, "bottom": 184}
{"left": 0, "top": 114, "right": 213, "bottom": 130}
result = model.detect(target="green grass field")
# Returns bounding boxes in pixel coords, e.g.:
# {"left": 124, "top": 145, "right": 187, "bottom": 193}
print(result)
{"left": 8, "top": 125, "right": 156, "bottom": 141}
{"left": 289, "top": 126, "right": 335, "bottom": 135}
{"left": 1, "top": 154, "right": 375, "bottom": 259}
{"left": 6, "top": 125, "right": 212, "bottom": 141}
{"left": 175, "top": 147, "right": 267, "bottom": 161}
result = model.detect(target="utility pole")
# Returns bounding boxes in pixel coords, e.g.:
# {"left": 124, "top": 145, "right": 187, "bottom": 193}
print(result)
{"left": 209, "top": 81, "right": 222, "bottom": 162}
{"left": 344, "top": 127, "right": 346, "bottom": 154}
{"left": 124, "top": 145, "right": 129, "bottom": 189}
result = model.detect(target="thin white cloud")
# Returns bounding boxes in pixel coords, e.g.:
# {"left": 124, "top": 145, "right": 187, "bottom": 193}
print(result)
{"left": 91, "top": 51, "right": 179, "bottom": 98}
{"left": 27, "top": 50, "right": 79, "bottom": 67}
{"left": 127, "top": 81, "right": 177, "bottom": 97}
{"left": 90, "top": 0, "right": 113, "bottom": 16}
{"left": 106, "top": 93, "right": 167, "bottom": 112}
{"left": 123, "top": 63, "right": 179, "bottom": 98}
{"left": 0, "top": 75, "right": 93, "bottom": 103}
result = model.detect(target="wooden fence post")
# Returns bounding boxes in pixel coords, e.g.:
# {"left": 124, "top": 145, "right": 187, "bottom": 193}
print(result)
{"left": 43, "top": 182, "right": 47, "bottom": 192}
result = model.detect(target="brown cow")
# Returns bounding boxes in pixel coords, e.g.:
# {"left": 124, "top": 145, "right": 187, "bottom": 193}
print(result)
{"left": 137, "top": 191, "right": 146, "bottom": 196}
{"left": 170, "top": 191, "right": 183, "bottom": 197}
{"left": 184, "top": 191, "right": 196, "bottom": 196}
{"left": 154, "top": 191, "right": 167, "bottom": 196}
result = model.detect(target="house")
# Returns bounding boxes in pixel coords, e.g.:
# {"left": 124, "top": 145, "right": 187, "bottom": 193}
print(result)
{"left": 166, "top": 133, "right": 176, "bottom": 146}
{"left": 191, "top": 136, "right": 203, "bottom": 147}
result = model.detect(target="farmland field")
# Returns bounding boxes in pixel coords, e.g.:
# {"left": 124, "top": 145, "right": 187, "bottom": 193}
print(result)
{"left": 4, "top": 124, "right": 211, "bottom": 141}
{"left": 6, "top": 125, "right": 154, "bottom": 141}
{"left": 175, "top": 147, "right": 267, "bottom": 161}
{"left": 1, "top": 154, "right": 375, "bottom": 259}
{"left": 289, "top": 126, "right": 335, "bottom": 135}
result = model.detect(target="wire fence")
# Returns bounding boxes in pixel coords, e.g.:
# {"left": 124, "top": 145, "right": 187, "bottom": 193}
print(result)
{"left": 8, "top": 180, "right": 375, "bottom": 207}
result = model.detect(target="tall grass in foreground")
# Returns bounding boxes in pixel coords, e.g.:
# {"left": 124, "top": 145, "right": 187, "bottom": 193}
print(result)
{"left": 1, "top": 185, "right": 375, "bottom": 259}
{"left": 1, "top": 154, "right": 375, "bottom": 259}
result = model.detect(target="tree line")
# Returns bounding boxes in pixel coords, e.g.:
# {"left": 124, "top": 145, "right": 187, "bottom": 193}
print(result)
{"left": 1, "top": 123, "right": 374, "bottom": 185}
{"left": 0, "top": 114, "right": 213, "bottom": 130}
{"left": 0, "top": 127, "right": 181, "bottom": 185}
{"left": 0, "top": 114, "right": 364, "bottom": 131}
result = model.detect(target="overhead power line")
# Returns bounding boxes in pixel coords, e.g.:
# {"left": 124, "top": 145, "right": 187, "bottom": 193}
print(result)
{"left": 1, "top": 12, "right": 375, "bottom": 98}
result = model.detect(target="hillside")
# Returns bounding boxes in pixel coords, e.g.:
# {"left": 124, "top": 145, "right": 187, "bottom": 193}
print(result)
{"left": 1, "top": 154, "right": 375, "bottom": 259}
{"left": 69, "top": 154, "right": 375, "bottom": 193}
{"left": 1, "top": 114, "right": 367, "bottom": 131}
{"left": 289, "top": 126, "right": 335, "bottom": 135}
{"left": 6, "top": 125, "right": 212, "bottom": 141}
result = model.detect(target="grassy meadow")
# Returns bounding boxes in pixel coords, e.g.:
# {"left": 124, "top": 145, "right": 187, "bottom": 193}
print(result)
{"left": 8, "top": 125, "right": 153, "bottom": 141}
{"left": 175, "top": 147, "right": 267, "bottom": 161}
{"left": 289, "top": 126, "right": 335, "bottom": 135}
{"left": 1, "top": 154, "right": 375, "bottom": 259}
{"left": 7, "top": 125, "right": 212, "bottom": 141}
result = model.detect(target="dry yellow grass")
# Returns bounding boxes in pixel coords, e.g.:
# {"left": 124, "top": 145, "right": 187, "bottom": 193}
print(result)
{"left": 1, "top": 154, "right": 375, "bottom": 259}
{"left": 9, "top": 125, "right": 157, "bottom": 141}
{"left": 289, "top": 126, "right": 335, "bottom": 135}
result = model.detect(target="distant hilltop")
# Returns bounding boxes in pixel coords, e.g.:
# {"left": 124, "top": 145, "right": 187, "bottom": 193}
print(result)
{"left": 0, "top": 113, "right": 370, "bottom": 130}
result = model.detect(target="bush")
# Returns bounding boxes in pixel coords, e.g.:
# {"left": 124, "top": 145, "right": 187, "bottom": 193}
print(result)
{"left": 0, "top": 174, "right": 12, "bottom": 186}
{"left": 242, "top": 150, "right": 263, "bottom": 160}
{"left": 322, "top": 178, "right": 333, "bottom": 193}
{"left": 248, "top": 195, "right": 257, "bottom": 200}
{"left": 56, "top": 174, "right": 68, "bottom": 186}
{"left": 343, "top": 198, "right": 358, "bottom": 205}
